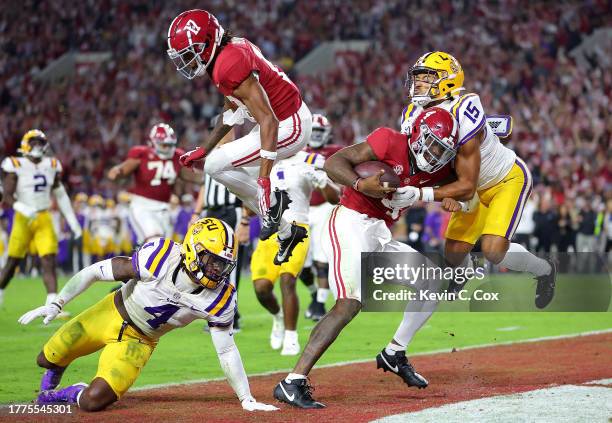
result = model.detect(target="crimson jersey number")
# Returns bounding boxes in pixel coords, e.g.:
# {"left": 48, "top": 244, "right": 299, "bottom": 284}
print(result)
{"left": 147, "top": 161, "right": 176, "bottom": 186}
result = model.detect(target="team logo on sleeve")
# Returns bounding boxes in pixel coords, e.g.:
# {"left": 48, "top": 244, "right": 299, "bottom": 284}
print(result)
{"left": 184, "top": 20, "right": 201, "bottom": 35}
{"left": 393, "top": 164, "right": 404, "bottom": 175}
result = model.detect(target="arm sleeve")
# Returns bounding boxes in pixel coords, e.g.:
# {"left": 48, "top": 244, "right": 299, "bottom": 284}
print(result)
{"left": 366, "top": 127, "right": 394, "bottom": 160}
{"left": 210, "top": 326, "right": 253, "bottom": 402}
{"left": 53, "top": 184, "right": 81, "bottom": 236}
{"left": 56, "top": 259, "right": 114, "bottom": 306}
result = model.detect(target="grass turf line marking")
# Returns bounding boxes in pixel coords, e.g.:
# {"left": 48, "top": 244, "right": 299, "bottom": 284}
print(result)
{"left": 130, "top": 327, "right": 612, "bottom": 392}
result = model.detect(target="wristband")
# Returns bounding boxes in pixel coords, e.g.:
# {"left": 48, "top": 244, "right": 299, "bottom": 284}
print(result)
{"left": 260, "top": 149, "right": 277, "bottom": 160}
{"left": 421, "top": 187, "right": 434, "bottom": 202}
{"left": 352, "top": 177, "right": 363, "bottom": 192}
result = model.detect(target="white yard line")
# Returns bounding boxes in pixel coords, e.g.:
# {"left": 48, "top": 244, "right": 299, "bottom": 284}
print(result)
{"left": 130, "top": 327, "right": 612, "bottom": 392}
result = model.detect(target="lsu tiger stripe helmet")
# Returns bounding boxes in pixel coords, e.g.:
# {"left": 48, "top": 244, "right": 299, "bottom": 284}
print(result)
{"left": 407, "top": 52, "right": 464, "bottom": 107}
{"left": 19, "top": 129, "right": 49, "bottom": 159}
{"left": 181, "top": 217, "right": 237, "bottom": 289}
{"left": 88, "top": 194, "right": 104, "bottom": 208}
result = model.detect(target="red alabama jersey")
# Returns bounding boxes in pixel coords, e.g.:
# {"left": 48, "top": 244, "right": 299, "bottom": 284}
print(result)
{"left": 306, "top": 144, "right": 345, "bottom": 206}
{"left": 212, "top": 38, "right": 302, "bottom": 121}
{"left": 127, "top": 145, "right": 185, "bottom": 203}
{"left": 340, "top": 128, "right": 451, "bottom": 227}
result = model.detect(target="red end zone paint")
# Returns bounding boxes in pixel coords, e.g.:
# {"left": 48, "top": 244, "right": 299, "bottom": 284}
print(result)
{"left": 4, "top": 333, "right": 610, "bottom": 422}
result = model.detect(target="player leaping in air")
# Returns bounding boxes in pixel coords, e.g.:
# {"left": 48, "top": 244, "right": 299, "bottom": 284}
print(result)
{"left": 19, "top": 218, "right": 277, "bottom": 412}
{"left": 166, "top": 9, "right": 313, "bottom": 264}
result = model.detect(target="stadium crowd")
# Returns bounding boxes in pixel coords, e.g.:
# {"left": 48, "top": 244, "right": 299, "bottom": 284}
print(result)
{"left": 1, "top": 0, "right": 610, "bottom": 260}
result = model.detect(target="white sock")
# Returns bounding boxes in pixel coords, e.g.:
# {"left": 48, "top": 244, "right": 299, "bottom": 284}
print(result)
{"left": 385, "top": 342, "right": 404, "bottom": 356}
{"left": 0, "top": 289, "right": 4, "bottom": 305}
{"left": 284, "top": 330, "right": 298, "bottom": 344}
{"left": 316, "top": 288, "right": 329, "bottom": 303}
{"left": 306, "top": 283, "right": 316, "bottom": 295}
{"left": 498, "top": 243, "right": 551, "bottom": 277}
{"left": 273, "top": 311, "right": 283, "bottom": 322}
{"left": 285, "top": 372, "right": 306, "bottom": 382}
{"left": 46, "top": 293, "right": 58, "bottom": 305}
{"left": 277, "top": 219, "right": 292, "bottom": 240}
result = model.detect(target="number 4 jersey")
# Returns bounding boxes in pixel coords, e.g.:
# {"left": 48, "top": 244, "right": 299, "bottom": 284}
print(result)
{"left": 400, "top": 93, "right": 516, "bottom": 190}
{"left": 121, "top": 237, "right": 236, "bottom": 339}
{"left": 127, "top": 145, "right": 185, "bottom": 204}
{"left": 0, "top": 156, "right": 62, "bottom": 211}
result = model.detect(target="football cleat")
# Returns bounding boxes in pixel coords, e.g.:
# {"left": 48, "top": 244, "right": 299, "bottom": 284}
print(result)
{"left": 305, "top": 293, "right": 326, "bottom": 321}
{"left": 535, "top": 259, "right": 556, "bottom": 309}
{"left": 40, "top": 369, "right": 65, "bottom": 391}
{"left": 274, "top": 224, "right": 308, "bottom": 265}
{"left": 273, "top": 379, "right": 325, "bottom": 409}
{"left": 260, "top": 190, "right": 292, "bottom": 241}
{"left": 37, "top": 383, "right": 88, "bottom": 404}
{"left": 376, "top": 349, "right": 428, "bottom": 389}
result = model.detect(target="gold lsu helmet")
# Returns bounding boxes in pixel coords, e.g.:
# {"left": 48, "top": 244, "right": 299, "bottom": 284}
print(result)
{"left": 74, "top": 192, "right": 89, "bottom": 204}
{"left": 19, "top": 129, "right": 49, "bottom": 159}
{"left": 182, "top": 217, "right": 238, "bottom": 289}
{"left": 407, "top": 52, "right": 464, "bottom": 107}
{"left": 88, "top": 194, "right": 104, "bottom": 208}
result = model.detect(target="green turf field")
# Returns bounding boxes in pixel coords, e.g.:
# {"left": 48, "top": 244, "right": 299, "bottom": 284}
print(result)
{"left": 1, "top": 275, "right": 611, "bottom": 403}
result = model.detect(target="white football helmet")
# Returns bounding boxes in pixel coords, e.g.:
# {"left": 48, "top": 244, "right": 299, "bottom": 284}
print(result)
{"left": 308, "top": 114, "right": 332, "bottom": 149}
{"left": 149, "top": 123, "right": 177, "bottom": 159}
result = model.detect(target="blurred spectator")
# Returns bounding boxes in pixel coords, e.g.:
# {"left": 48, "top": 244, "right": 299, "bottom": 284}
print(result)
{"left": 533, "top": 197, "right": 559, "bottom": 252}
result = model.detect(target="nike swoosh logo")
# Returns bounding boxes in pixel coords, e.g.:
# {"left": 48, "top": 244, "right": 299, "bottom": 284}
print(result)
{"left": 380, "top": 354, "right": 399, "bottom": 373}
{"left": 280, "top": 383, "right": 295, "bottom": 402}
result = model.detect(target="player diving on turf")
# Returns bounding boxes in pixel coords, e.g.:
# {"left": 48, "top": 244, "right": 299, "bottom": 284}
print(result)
{"left": 18, "top": 218, "right": 277, "bottom": 412}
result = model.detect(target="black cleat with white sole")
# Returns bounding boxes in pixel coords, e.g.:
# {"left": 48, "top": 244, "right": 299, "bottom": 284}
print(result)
{"left": 260, "top": 189, "right": 292, "bottom": 241}
{"left": 273, "top": 379, "right": 325, "bottom": 409}
{"left": 535, "top": 259, "right": 556, "bottom": 309}
{"left": 274, "top": 223, "right": 308, "bottom": 265}
{"left": 376, "top": 349, "right": 428, "bottom": 389}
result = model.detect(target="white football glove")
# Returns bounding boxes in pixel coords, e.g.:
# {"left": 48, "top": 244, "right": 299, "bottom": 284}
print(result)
{"left": 382, "top": 186, "right": 420, "bottom": 209}
{"left": 304, "top": 167, "right": 328, "bottom": 189}
{"left": 241, "top": 397, "right": 279, "bottom": 412}
{"left": 18, "top": 302, "right": 62, "bottom": 325}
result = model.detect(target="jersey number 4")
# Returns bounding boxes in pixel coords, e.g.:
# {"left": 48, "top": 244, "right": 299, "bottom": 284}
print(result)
{"left": 148, "top": 161, "right": 177, "bottom": 186}
{"left": 144, "top": 304, "right": 180, "bottom": 329}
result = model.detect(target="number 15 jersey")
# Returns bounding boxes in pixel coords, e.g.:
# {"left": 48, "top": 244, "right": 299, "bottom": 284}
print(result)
{"left": 121, "top": 237, "right": 236, "bottom": 339}
{"left": 401, "top": 93, "right": 515, "bottom": 190}
{"left": 0, "top": 156, "right": 62, "bottom": 211}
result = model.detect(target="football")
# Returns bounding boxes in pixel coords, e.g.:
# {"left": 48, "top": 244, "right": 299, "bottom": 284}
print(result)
{"left": 354, "top": 161, "right": 401, "bottom": 188}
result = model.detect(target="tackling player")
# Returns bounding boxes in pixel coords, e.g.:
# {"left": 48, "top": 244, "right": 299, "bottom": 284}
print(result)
{"left": 251, "top": 151, "right": 338, "bottom": 356}
{"left": 274, "top": 109, "right": 461, "bottom": 408}
{"left": 301, "top": 114, "right": 344, "bottom": 321}
{"left": 373, "top": 53, "right": 557, "bottom": 386}
{"left": 0, "top": 130, "right": 82, "bottom": 307}
{"left": 108, "top": 123, "right": 202, "bottom": 244}
{"left": 167, "top": 9, "right": 313, "bottom": 264}
{"left": 19, "top": 218, "right": 277, "bottom": 412}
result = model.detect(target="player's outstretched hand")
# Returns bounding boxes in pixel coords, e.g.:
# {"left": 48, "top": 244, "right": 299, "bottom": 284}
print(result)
{"left": 241, "top": 397, "right": 279, "bottom": 412}
{"left": 179, "top": 147, "right": 207, "bottom": 168}
{"left": 358, "top": 170, "right": 397, "bottom": 199}
{"left": 18, "top": 303, "right": 62, "bottom": 325}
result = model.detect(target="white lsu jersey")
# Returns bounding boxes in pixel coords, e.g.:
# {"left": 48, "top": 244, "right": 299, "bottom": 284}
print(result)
{"left": 0, "top": 156, "right": 62, "bottom": 211}
{"left": 400, "top": 93, "right": 516, "bottom": 190}
{"left": 271, "top": 151, "right": 327, "bottom": 224}
{"left": 121, "top": 237, "right": 236, "bottom": 339}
